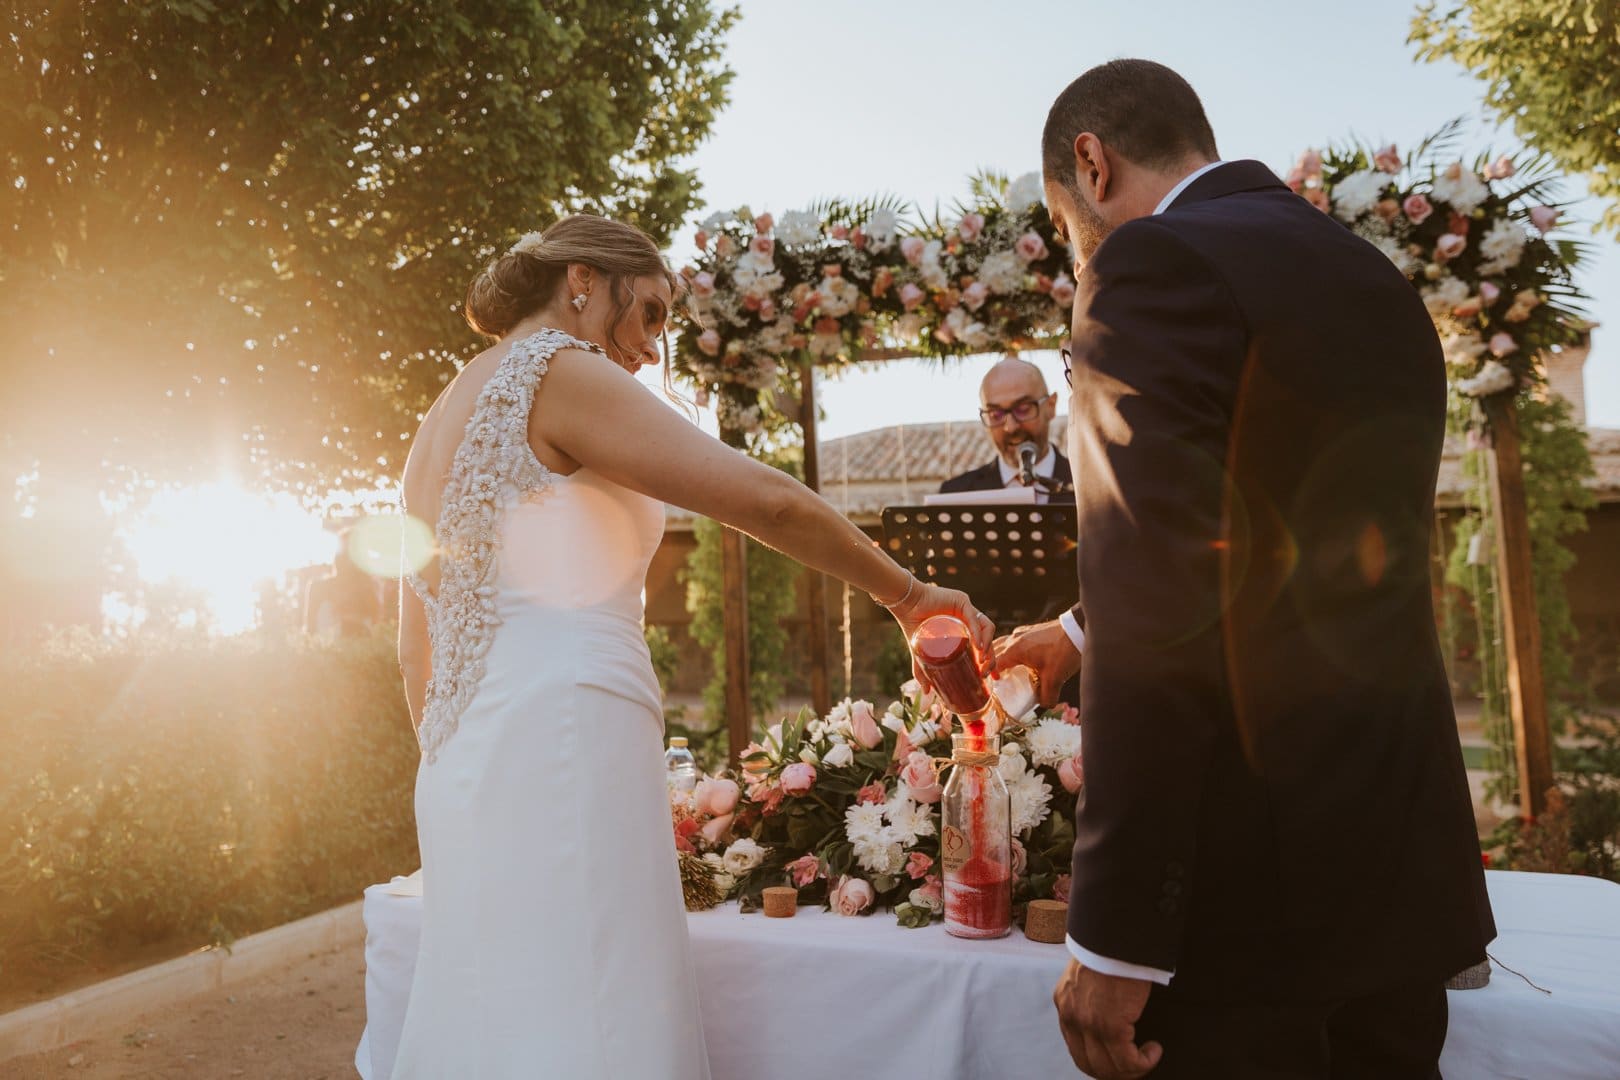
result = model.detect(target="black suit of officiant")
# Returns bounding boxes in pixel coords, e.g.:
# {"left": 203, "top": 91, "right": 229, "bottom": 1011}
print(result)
{"left": 937, "top": 451, "right": 1073, "bottom": 496}
{"left": 1062, "top": 161, "right": 1495, "bottom": 1015}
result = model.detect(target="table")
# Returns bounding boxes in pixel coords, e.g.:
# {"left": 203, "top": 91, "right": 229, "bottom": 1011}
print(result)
{"left": 356, "top": 870, "right": 1620, "bottom": 1079}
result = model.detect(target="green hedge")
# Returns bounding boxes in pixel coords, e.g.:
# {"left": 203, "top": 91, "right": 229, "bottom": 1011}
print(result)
{"left": 0, "top": 630, "right": 419, "bottom": 982}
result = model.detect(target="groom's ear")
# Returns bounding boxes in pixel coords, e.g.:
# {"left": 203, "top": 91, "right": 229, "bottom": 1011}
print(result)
{"left": 1072, "top": 132, "right": 1110, "bottom": 202}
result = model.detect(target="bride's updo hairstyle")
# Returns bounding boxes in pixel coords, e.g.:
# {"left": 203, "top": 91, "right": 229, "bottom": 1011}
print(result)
{"left": 464, "top": 214, "right": 681, "bottom": 358}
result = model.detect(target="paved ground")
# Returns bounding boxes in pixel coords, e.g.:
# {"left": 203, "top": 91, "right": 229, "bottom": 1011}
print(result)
{"left": 3, "top": 945, "right": 365, "bottom": 1080}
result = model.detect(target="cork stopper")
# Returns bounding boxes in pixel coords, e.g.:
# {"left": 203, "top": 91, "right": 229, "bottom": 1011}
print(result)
{"left": 1024, "top": 899, "right": 1068, "bottom": 944}
{"left": 762, "top": 886, "right": 798, "bottom": 918}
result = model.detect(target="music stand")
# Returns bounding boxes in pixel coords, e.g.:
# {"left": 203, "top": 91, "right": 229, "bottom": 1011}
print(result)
{"left": 879, "top": 503, "right": 1077, "bottom": 632}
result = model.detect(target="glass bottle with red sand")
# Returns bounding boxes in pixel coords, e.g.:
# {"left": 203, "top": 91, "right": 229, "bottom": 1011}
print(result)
{"left": 910, "top": 614, "right": 1036, "bottom": 749}
{"left": 940, "top": 731, "right": 1012, "bottom": 939}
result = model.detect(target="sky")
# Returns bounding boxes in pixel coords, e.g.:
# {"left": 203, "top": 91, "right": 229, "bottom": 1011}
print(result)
{"left": 638, "top": 0, "right": 1620, "bottom": 442}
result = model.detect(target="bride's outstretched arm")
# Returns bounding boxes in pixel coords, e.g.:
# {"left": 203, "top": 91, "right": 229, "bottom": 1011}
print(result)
{"left": 535, "top": 348, "right": 994, "bottom": 662}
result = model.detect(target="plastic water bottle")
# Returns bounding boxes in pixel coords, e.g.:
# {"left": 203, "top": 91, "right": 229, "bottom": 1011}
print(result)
{"left": 665, "top": 736, "right": 700, "bottom": 795}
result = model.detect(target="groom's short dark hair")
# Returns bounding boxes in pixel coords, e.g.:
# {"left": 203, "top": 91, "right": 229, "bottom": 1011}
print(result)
{"left": 1042, "top": 60, "right": 1219, "bottom": 190}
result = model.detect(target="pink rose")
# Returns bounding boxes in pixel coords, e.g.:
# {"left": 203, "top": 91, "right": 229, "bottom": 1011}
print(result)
{"left": 1530, "top": 205, "right": 1559, "bottom": 234}
{"left": 907, "top": 852, "right": 934, "bottom": 880}
{"left": 696, "top": 329, "right": 722, "bottom": 356}
{"left": 694, "top": 230, "right": 709, "bottom": 252}
{"left": 1452, "top": 296, "right": 1484, "bottom": 319}
{"left": 831, "top": 876, "right": 875, "bottom": 916}
{"left": 893, "top": 728, "right": 915, "bottom": 763}
{"left": 1284, "top": 168, "right": 1305, "bottom": 194}
{"left": 958, "top": 213, "right": 986, "bottom": 244}
{"left": 1373, "top": 143, "right": 1402, "bottom": 174}
{"left": 1011, "top": 838, "right": 1028, "bottom": 878}
{"left": 900, "top": 236, "right": 927, "bottom": 266}
{"left": 1484, "top": 155, "right": 1516, "bottom": 181}
{"left": 1374, "top": 198, "right": 1402, "bottom": 225}
{"left": 830, "top": 224, "right": 849, "bottom": 240}
{"left": 900, "top": 750, "right": 943, "bottom": 804}
{"left": 1050, "top": 275, "right": 1076, "bottom": 307}
{"left": 758, "top": 298, "right": 777, "bottom": 322}
{"left": 1053, "top": 874, "right": 1072, "bottom": 904}
{"left": 1435, "top": 234, "right": 1467, "bottom": 261}
{"left": 780, "top": 762, "right": 817, "bottom": 795}
{"left": 699, "top": 812, "right": 734, "bottom": 846}
{"left": 1480, "top": 281, "right": 1501, "bottom": 305}
{"left": 856, "top": 781, "right": 888, "bottom": 805}
{"left": 1304, "top": 187, "right": 1330, "bottom": 212}
{"left": 962, "top": 281, "right": 990, "bottom": 311}
{"left": 1015, "top": 231, "right": 1049, "bottom": 262}
{"left": 1403, "top": 194, "right": 1433, "bottom": 225}
{"left": 1060, "top": 704, "right": 1081, "bottom": 726}
{"left": 1296, "top": 149, "right": 1323, "bottom": 177}
{"left": 1489, "top": 332, "right": 1519, "bottom": 358}
{"left": 787, "top": 854, "right": 822, "bottom": 888}
{"left": 715, "top": 235, "right": 737, "bottom": 258}
{"left": 849, "top": 701, "right": 883, "bottom": 750}
{"left": 1058, "top": 749, "right": 1085, "bottom": 794}
{"left": 1448, "top": 212, "right": 1470, "bottom": 236}
{"left": 754, "top": 212, "right": 774, "bottom": 235}
{"left": 812, "top": 315, "right": 840, "bottom": 337}
{"left": 691, "top": 271, "right": 717, "bottom": 299}
{"left": 851, "top": 227, "right": 867, "bottom": 250}
{"left": 898, "top": 283, "right": 926, "bottom": 312}
{"left": 693, "top": 777, "right": 740, "bottom": 816}
{"left": 918, "top": 875, "right": 942, "bottom": 906}
{"left": 750, "top": 235, "right": 774, "bottom": 257}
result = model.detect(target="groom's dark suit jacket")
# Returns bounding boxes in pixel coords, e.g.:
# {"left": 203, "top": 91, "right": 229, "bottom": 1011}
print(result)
{"left": 1064, "top": 160, "right": 1494, "bottom": 1001}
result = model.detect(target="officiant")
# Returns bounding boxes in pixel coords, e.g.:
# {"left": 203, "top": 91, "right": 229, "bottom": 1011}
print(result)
{"left": 938, "top": 357, "right": 1071, "bottom": 500}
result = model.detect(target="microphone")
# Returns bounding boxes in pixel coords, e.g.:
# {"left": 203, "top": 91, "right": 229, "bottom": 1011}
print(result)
{"left": 1018, "top": 443, "right": 1037, "bottom": 488}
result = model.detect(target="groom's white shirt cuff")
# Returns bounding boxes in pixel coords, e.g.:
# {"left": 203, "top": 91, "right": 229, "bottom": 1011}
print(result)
{"left": 1058, "top": 609, "right": 1086, "bottom": 654}
{"left": 1066, "top": 936, "right": 1175, "bottom": 985}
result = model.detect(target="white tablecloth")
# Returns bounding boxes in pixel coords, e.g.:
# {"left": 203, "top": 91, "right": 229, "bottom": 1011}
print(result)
{"left": 357, "top": 870, "right": 1620, "bottom": 1079}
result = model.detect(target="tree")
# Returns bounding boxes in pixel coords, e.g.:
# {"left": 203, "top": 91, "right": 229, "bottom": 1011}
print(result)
{"left": 0, "top": 1, "right": 736, "bottom": 500}
{"left": 1411, "top": 1, "right": 1620, "bottom": 236}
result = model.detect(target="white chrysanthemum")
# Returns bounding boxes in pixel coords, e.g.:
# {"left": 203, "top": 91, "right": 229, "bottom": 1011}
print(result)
{"left": 1330, "top": 170, "right": 1388, "bottom": 221}
{"left": 1477, "top": 218, "right": 1527, "bottom": 276}
{"left": 865, "top": 208, "right": 899, "bottom": 252}
{"left": 919, "top": 240, "right": 948, "bottom": 290}
{"left": 979, "top": 250, "right": 1026, "bottom": 293}
{"left": 1025, "top": 719, "right": 1083, "bottom": 768}
{"left": 722, "top": 837, "right": 766, "bottom": 875}
{"left": 1443, "top": 332, "right": 1489, "bottom": 368}
{"left": 1458, "top": 360, "right": 1516, "bottom": 398}
{"left": 997, "top": 746, "right": 1028, "bottom": 781}
{"left": 823, "top": 741, "right": 855, "bottom": 769}
{"left": 1373, "top": 236, "right": 1420, "bottom": 275}
{"left": 731, "top": 250, "right": 784, "bottom": 298}
{"left": 885, "top": 798, "right": 937, "bottom": 845}
{"left": 817, "top": 273, "right": 861, "bottom": 318}
{"left": 776, "top": 209, "right": 821, "bottom": 246}
{"left": 702, "top": 852, "right": 737, "bottom": 896}
{"left": 1433, "top": 165, "right": 1489, "bottom": 213}
{"left": 1007, "top": 172, "right": 1043, "bottom": 214}
{"left": 845, "top": 802, "right": 887, "bottom": 843}
{"left": 908, "top": 885, "right": 943, "bottom": 913}
{"left": 1421, "top": 276, "right": 1471, "bottom": 318}
{"left": 1008, "top": 770, "right": 1054, "bottom": 836}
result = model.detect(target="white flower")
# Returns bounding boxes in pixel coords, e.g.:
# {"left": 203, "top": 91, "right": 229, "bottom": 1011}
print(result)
{"left": 918, "top": 240, "right": 948, "bottom": 290}
{"left": 806, "top": 718, "right": 828, "bottom": 741}
{"left": 852, "top": 833, "right": 907, "bottom": 876}
{"left": 1330, "top": 170, "right": 1388, "bottom": 221}
{"left": 702, "top": 852, "right": 737, "bottom": 895}
{"left": 510, "top": 230, "right": 545, "bottom": 256}
{"left": 997, "top": 745, "right": 1027, "bottom": 781}
{"left": 798, "top": 745, "right": 820, "bottom": 765}
{"left": 845, "top": 802, "right": 887, "bottom": 843}
{"left": 699, "top": 211, "right": 730, "bottom": 235}
{"left": 1442, "top": 332, "right": 1489, "bottom": 368}
{"left": 908, "top": 885, "right": 944, "bottom": 913}
{"left": 978, "top": 250, "right": 1026, "bottom": 293}
{"left": 1372, "top": 236, "right": 1420, "bottom": 275}
{"left": 1433, "top": 164, "right": 1490, "bottom": 213}
{"left": 1477, "top": 218, "right": 1527, "bottom": 276}
{"left": 1006, "top": 172, "right": 1043, "bottom": 214}
{"left": 1008, "top": 770, "right": 1054, "bottom": 836}
{"left": 823, "top": 741, "right": 855, "bottom": 769}
{"left": 1025, "top": 719, "right": 1084, "bottom": 768}
{"left": 1421, "top": 276, "right": 1470, "bottom": 318}
{"left": 885, "top": 797, "right": 937, "bottom": 845}
{"left": 776, "top": 210, "right": 821, "bottom": 246}
{"left": 942, "top": 307, "right": 991, "bottom": 349}
{"left": 817, "top": 273, "right": 861, "bottom": 318}
{"left": 882, "top": 702, "right": 907, "bottom": 731}
{"left": 1458, "top": 360, "right": 1516, "bottom": 398}
{"left": 865, "top": 208, "right": 899, "bottom": 252}
{"left": 731, "top": 250, "right": 784, "bottom": 299}
{"left": 892, "top": 312, "right": 925, "bottom": 343}
{"left": 723, "top": 837, "right": 767, "bottom": 875}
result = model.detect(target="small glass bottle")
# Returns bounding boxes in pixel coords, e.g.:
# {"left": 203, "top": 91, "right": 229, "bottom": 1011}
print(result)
{"left": 940, "top": 732, "right": 1013, "bottom": 939}
{"left": 911, "top": 614, "right": 1036, "bottom": 744}
{"left": 664, "top": 736, "right": 700, "bottom": 795}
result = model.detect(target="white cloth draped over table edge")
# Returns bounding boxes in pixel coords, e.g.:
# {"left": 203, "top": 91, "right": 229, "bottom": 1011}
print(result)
{"left": 356, "top": 869, "right": 1620, "bottom": 1080}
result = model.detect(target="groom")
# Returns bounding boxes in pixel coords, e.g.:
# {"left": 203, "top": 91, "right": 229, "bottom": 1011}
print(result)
{"left": 996, "top": 60, "right": 1494, "bottom": 1078}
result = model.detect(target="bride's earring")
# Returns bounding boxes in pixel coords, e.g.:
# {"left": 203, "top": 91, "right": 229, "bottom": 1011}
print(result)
{"left": 571, "top": 293, "right": 588, "bottom": 312}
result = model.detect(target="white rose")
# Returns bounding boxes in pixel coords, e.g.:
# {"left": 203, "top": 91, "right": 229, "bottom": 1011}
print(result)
{"left": 702, "top": 852, "right": 737, "bottom": 896}
{"left": 1006, "top": 172, "right": 1043, "bottom": 214}
{"left": 722, "top": 838, "right": 767, "bottom": 875}
{"left": 823, "top": 742, "right": 855, "bottom": 769}
{"left": 909, "top": 885, "right": 944, "bottom": 913}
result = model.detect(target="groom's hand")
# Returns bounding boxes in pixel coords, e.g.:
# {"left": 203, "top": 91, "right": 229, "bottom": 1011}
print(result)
{"left": 1054, "top": 960, "right": 1162, "bottom": 1079}
{"left": 993, "top": 620, "right": 1081, "bottom": 707}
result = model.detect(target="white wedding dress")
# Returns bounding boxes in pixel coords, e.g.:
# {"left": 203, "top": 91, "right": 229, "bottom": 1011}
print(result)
{"left": 389, "top": 329, "right": 710, "bottom": 1079}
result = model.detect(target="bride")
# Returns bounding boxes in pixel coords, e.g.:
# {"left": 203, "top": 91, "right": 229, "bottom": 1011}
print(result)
{"left": 390, "top": 214, "right": 991, "bottom": 1079}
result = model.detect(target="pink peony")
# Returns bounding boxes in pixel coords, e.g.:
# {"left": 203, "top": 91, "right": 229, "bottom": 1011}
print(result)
{"left": 1374, "top": 143, "right": 1402, "bottom": 174}
{"left": 754, "top": 212, "right": 774, "bottom": 235}
{"left": 906, "top": 852, "right": 934, "bottom": 880}
{"left": 693, "top": 777, "right": 740, "bottom": 817}
{"left": 750, "top": 235, "right": 774, "bottom": 258}
{"left": 1484, "top": 156, "right": 1516, "bottom": 181}
{"left": 699, "top": 812, "right": 734, "bottom": 846}
{"left": 900, "top": 236, "right": 927, "bottom": 266}
{"left": 1015, "top": 231, "right": 1049, "bottom": 262}
{"left": 856, "top": 781, "right": 888, "bottom": 805}
{"left": 1490, "top": 332, "right": 1519, "bottom": 358}
{"left": 831, "top": 876, "right": 875, "bottom": 916}
{"left": 898, "top": 283, "right": 926, "bottom": 312}
{"left": 1058, "top": 749, "right": 1085, "bottom": 794}
{"left": 1050, "top": 275, "right": 1077, "bottom": 307}
{"left": 962, "top": 281, "right": 990, "bottom": 311}
{"left": 694, "top": 230, "right": 709, "bottom": 252}
{"left": 1053, "top": 874, "right": 1072, "bottom": 904}
{"left": 787, "top": 854, "right": 822, "bottom": 888}
{"left": 958, "top": 212, "right": 986, "bottom": 244}
{"left": 780, "top": 762, "right": 817, "bottom": 795}
{"left": 696, "top": 329, "right": 722, "bottom": 356}
{"left": 849, "top": 701, "right": 883, "bottom": 750}
{"left": 900, "top": 750, "right": 943, "bottom": 804}
{"left": 1480, "top": 281, "right": 1501, "bottom": 305}
{"left": 1435, "top": 233, "right": 1467, "bottom": 261}
{"left": 1403, "top": 194, "right": 1434, "bottom": 225}
{"left": 1530, "top": 205, "right": 1559, "bottom": 234}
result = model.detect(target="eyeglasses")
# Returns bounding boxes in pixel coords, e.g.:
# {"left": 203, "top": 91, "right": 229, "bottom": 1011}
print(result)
{"left": 978, "top": 396, "right": 1049, "bottom": 427}
{"left": 1061, "top": 347, "right": 1073, "bottom": 387}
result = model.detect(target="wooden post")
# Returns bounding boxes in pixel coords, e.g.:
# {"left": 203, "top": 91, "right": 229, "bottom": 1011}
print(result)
{"left": 799, "top": 362, "right": 832, "bottom": 717}
{"left": 1483, "top": 393, "right": 1555, "bottom": 820}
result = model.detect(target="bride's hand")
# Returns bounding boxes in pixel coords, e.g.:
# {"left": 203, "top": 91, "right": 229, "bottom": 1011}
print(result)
{"left": 886, "top": 579, "right": 996, "bottom": 685}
